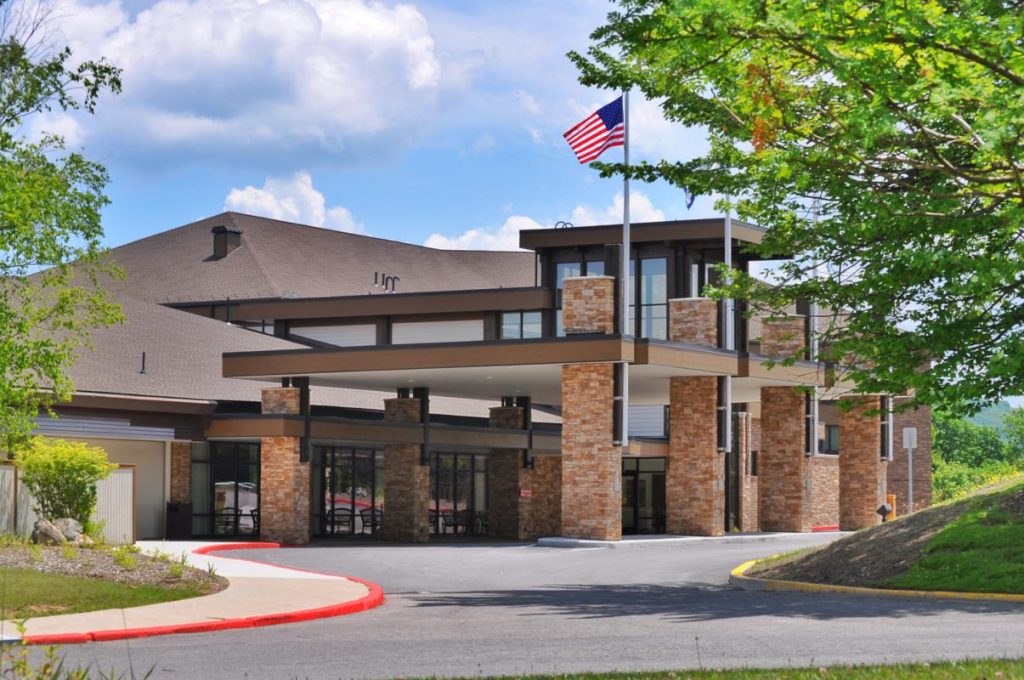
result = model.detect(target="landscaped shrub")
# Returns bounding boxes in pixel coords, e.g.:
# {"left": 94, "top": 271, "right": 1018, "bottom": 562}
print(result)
{"left": 14, "top": 437, "right": 116, "bottom": 524}
{"left": 932, "top": 457, "right": 1022, "bottom": 503}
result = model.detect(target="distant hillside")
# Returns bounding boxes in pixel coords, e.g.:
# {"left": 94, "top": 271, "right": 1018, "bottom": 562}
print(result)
{"left": 969, "top": 401, "right": 1013, "bottom": 432}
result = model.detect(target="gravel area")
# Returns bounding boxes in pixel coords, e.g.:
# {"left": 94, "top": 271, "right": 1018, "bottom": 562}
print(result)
{"left": 0, "top": 543, "right": 227, "bottom": 593}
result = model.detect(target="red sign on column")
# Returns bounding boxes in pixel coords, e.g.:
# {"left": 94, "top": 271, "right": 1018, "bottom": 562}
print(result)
{"left": 519, "top": 488, "right": 533, "bottom": 498}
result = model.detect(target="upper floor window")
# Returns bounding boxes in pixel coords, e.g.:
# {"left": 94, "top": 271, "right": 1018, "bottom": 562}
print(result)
{"left": 501, "top": 311, "right": 543, "bottom": 339}
{"left": 819, "top": 424, "right": 840, "bottom": 455}
{"left": 629, "top": 257, "right": 668, "bottom": 340}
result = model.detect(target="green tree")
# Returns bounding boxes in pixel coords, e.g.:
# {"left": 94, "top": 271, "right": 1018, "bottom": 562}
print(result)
{"left": 1003, "top": 408, "right": 1024, "bottom": 463}
{"left": 933, "top": 411, "right": 1008, "bottom": 467}
{"left": 571, "top": 1, "right": 1024, "bottom": 411}
{"left": 14, "top": 436, "right": 116, "bottom": 523}
{"left": 0, "top": 0, "right": 123, "bottom": 450}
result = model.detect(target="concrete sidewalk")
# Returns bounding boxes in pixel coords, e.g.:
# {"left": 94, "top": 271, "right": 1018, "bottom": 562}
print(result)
{"left": 1, "top": 541, "right": 383, "bottom": 645}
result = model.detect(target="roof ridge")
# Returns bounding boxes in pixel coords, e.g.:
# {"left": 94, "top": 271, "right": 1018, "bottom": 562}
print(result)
{"left": 230, "top": 213, "right": 283, "bottom": 298}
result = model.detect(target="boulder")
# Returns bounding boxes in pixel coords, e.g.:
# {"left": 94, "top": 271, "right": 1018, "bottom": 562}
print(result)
{"left": 31, "top": 519, "right": 67, "bottom": 546}
{"left": 73, "top": 533, "right": 95, "bottom": 547}
{"left": 54, "top": 518, "right": 85, "bottom": 541}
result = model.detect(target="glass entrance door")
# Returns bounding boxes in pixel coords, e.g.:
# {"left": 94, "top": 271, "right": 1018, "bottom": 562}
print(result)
{"left": 622, "top": 458, "right": 666, "bottom": 534}
{"left": 429, "top": 452, "right": 488, "bottom": 536}
{"left": 210, "top": 442, "right": 260, "bottom": 537}
{"left": 314, "top": 448, "right": 383, "bottom": 537}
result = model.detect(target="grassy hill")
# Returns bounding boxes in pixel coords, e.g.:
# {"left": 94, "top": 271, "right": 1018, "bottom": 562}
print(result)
{"left": 749, "top": 477, "right": 1024, "bottom": 594}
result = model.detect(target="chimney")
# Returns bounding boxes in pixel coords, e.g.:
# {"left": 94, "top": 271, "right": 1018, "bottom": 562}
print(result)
{"left": 211, "top": 225, "right": 242, "bottom": 259}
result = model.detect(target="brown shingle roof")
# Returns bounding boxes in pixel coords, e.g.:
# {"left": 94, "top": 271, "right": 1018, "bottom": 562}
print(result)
{"left": 106, "top": 212, "right": 535, "bottom": 304}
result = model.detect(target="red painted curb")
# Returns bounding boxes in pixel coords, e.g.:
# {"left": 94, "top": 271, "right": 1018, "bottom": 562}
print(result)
{"left": 811, "top": 525, "right": 840, "bottom": 532}
{"left": 21, "top": 543, "right": 385, "bottom": 646}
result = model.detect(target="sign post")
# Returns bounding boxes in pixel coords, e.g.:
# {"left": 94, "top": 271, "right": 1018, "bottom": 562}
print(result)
{"left": 903, "top": 427, "right": 918, "bottom": 512}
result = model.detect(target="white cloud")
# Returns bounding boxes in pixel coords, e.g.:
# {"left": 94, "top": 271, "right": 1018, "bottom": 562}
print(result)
{"left": 25, "top": 111, "right": 86, "bottom": 147}
{"left": 571, "top": 191, "right": 665, "bottom": 226}
{"left": 517, "top": 90, "right": 542, "bottom": 115}
{"left": 424, "top": 215, "right": 545, "bottom": 251}
{"left": 52, "top": 0, "right": 451, "bottom": 164}
{"left": 224, "top": 172, "right": 363, "bottom": 233}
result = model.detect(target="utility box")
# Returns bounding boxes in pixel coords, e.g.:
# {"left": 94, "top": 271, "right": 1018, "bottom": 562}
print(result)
{"left": 165, "top": 501, "right": 192, "bottom": 540}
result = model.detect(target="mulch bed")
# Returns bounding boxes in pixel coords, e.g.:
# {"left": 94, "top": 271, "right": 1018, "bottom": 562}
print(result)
{"left": 748, "top": 497, "right": 973, "bottom": 588}
{"left": 0, "top": 544, "right": 227, "bottom": 593}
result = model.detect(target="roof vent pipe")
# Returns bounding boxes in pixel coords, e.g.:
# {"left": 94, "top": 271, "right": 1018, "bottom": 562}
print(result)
{"left": 211, "top": 225, "right": 242, "bottom": 259}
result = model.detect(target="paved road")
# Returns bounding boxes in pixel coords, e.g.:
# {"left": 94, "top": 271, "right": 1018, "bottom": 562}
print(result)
{"left": 53, "top": 534, "right": 1024, "bottom": 679}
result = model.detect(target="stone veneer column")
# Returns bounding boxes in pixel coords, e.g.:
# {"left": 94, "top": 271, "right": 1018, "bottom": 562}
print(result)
{"left": 169, "top": 441, "right": 191, "bottom": 503}
{"left": 761, "top": 315, "right": 806, "bottom": 357}
{"left": 487, "top": 406, "right": 526, "bottom": 540}
{"left": 669, "top": 298, "right": 718, "bottom": 346}
{"left": 259, "top": 387, "right": 310, "bottom": 544}
{"left": 759, "top": 387, "right": 810, "bottom": 532}
{"left": 561, "top": 363, "right": 622, "bottom": 540}
{"left": 563, "top": 276, "right": 616, "bottom": 334}
{"left": 382, "top": 397, "right": 431, "bottom": 542}
{"left": 560, "top": 275, "right": 621, "bottom": 540}
{"left": 667, "top": 376, "right": 723, "bottom": 536}
{"left": 839, "top": 395, "right": 886, "bottom": 530}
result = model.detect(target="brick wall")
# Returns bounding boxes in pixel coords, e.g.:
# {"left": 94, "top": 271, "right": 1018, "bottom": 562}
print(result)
{"left": 563, "top": 276, "right": 615, "bottom": 334}
{"left": 261, "top": 387, "right": 300, "bottom": 415}
{"left": 169, "top": 441, "right": 191, "bottom": 504}
{"left": 738, "top": 412, "right": 759, "bottom": 531}
{"left": 759, "top": 387, "right": 810, "bottom": 532}
{"left": 487, "top": 406, "right": 525, "bottom": 540}
{"left": 259, "top": 435, "right": 310, "bottom": 544}
{"left": 810, "top": 456, "right": 840, "bottom": 527}
{"left": 561, "top": 362, "right": 622, "bottom": 540}
{"left": 258, "top": 386, "right": 309, "bottom": 544}
{"left": 761, "top": 316, "right": 806, "bottom": 357}
{"left": 667, "top": 376, "right": 723, "bottom": 536}
{"left": 382, "top": 397, "right": 430, "bottom": 542}
{"left": 668, "top": 298, "right": 718, "bottom": 347}
{"left": 888, "top": 400, "right": 933, "bottom": 514}
{"left": 839, "top": 395, "right": 887, "bottom": 530}
{"left": 524, "top": 455, "right": 562, "bottom": 538}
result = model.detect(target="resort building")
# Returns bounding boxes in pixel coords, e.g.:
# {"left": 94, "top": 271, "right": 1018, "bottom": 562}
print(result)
{"left": 21, "top": 212, "right": 932, "bottom": 543}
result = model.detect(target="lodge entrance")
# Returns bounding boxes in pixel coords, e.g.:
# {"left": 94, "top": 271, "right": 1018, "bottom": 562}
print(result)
{"left": 621, "top": 457, "right": 666, "bottom": 534}
{"left": 429, "top": 452, "right": 488, "bottom": 536}
{"left": 313, "top": 447, "right": 384, "bottom": 538}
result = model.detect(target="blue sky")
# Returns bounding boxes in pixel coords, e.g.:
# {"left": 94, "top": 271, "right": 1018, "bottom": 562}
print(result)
{"left": 42, "top": 0, "right": 716, "bottom": 251}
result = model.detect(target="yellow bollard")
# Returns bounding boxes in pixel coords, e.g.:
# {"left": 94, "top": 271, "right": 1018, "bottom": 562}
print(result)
{"left": 886, "top": 493, "right": 897, "bottom": 521}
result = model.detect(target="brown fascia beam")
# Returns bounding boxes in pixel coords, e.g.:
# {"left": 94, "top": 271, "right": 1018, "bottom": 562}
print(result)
{"left": 170, "top": 287, "right": 554, "bottom": 323}
{"left": 54, "top": 391, "right": 217, "bottom": 416}
{"left": 206, "top": 415, "right": 562, "bottom": 453}
{"left": 519, "top": 219, "right": 768, "bottom": 250}
{"left": 223, "top": 335, "right": 633, "bottom": 378}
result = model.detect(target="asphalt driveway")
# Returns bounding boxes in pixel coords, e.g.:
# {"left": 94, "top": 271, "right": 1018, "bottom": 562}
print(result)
{"left": 53, "top": 533, "right": 1024, "bottom": 679}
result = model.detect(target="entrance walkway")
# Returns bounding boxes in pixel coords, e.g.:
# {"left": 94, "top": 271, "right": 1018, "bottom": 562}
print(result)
{"left": 2, "top": 542, "right": 382, "bottom": 645}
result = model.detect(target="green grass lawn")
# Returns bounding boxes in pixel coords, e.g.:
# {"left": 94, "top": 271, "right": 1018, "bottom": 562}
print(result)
{"left": 0, "top": 568, "right": 208, "bottom": 620}
{"left": 508, "top": 660, "right": 1024, "bottom": 679}
{"left": 885, "top": 480, "right": 1024, "bottom": 594}
{"left": 433, "top": 658, "right": 1024, "bottom": 679}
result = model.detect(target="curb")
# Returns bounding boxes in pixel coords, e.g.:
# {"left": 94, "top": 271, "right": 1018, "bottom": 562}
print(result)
{"left": 536, "top": 531, "right": 836, "bottom": 549}
{"left": 730, "top": 558, "right": 1024, "bottom": 604}
{"left": 19, "top": 543, "right": 385, "bottom": 646}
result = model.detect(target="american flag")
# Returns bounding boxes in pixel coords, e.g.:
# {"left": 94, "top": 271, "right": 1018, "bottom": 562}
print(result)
{"left": 563, "top": 96, "right": 625, "bottom": 164}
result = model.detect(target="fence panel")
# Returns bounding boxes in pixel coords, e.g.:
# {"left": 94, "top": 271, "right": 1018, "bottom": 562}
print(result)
{"left": 0, "top": 463, "right": 14, "bottom": 535}
{"left": 4, "top": 464, "right": 135, "bottom": 544}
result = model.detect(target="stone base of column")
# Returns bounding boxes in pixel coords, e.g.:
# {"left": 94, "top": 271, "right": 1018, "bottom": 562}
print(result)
{"left": 759, "top": 387, "right": 810, "bottom": 533}
{"left": 560, "top": 363, "right": 621, "bottom": 541}
{"left": 667, "top": 376, "right": 724, "bottom": 536}
{"left": 382, "top": 444, "right": 431, "bottom": 542}
{"left": 488, "top": 452, "right": 564, "bottom": 540}
{"left": 259, "top": 436, "right": 311, "bottom": 545}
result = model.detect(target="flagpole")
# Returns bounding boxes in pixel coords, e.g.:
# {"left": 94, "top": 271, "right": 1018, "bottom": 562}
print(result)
{"left": 620, "top": 90, "right": 630, "bottom": 451}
